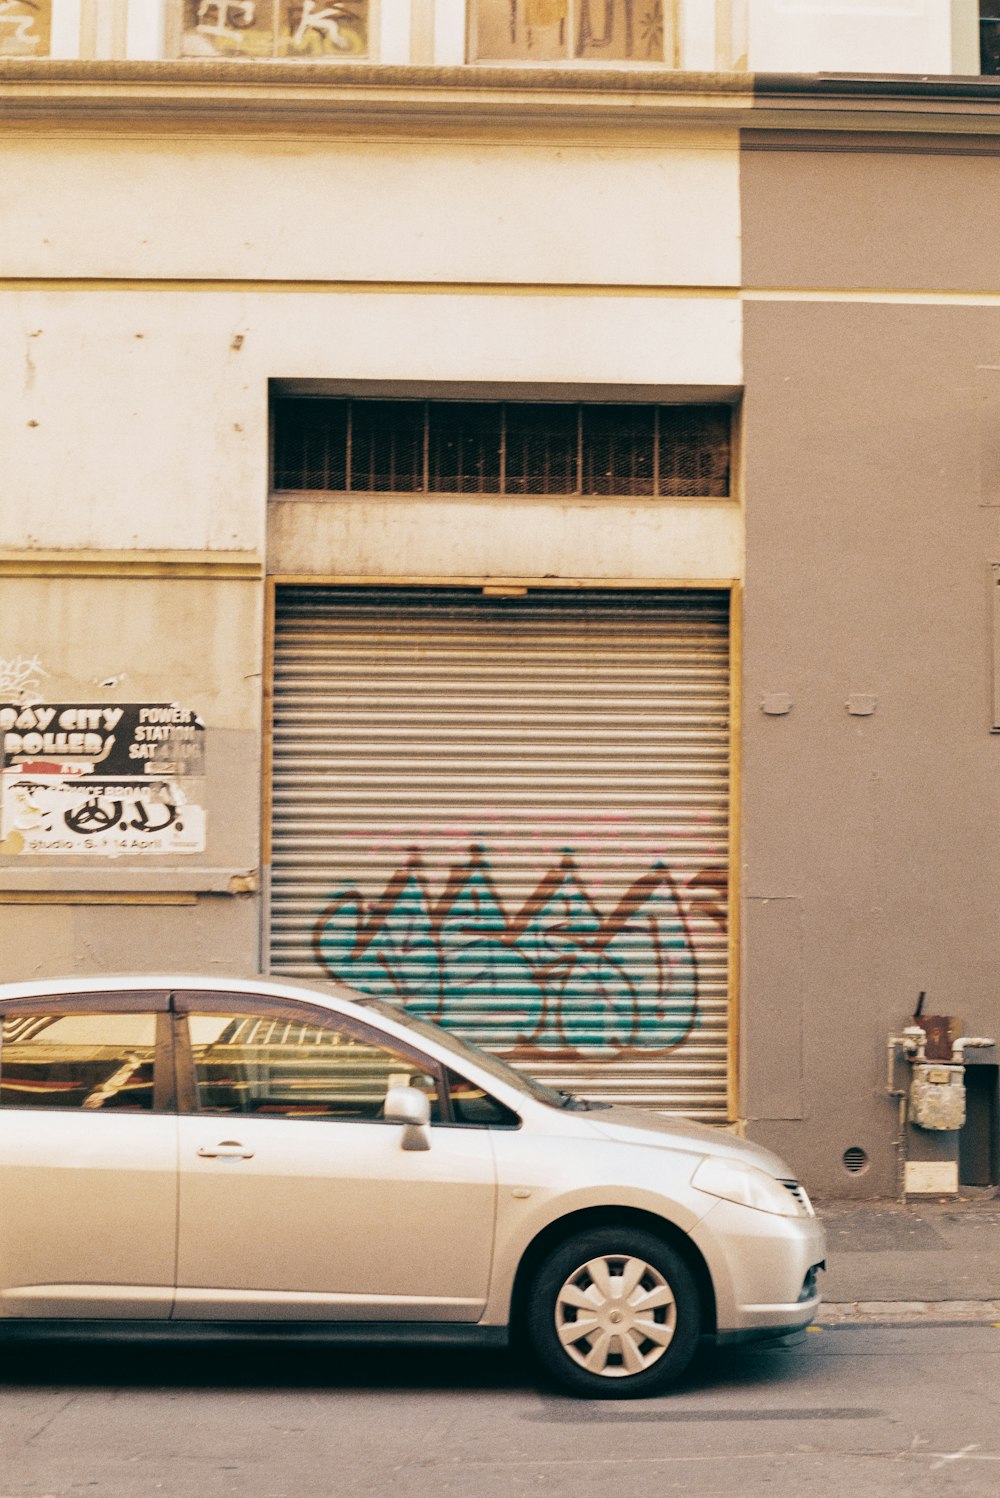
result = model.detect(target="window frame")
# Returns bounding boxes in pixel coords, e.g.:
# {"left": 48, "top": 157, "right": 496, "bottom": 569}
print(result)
{"left": 0, "top": 989, "right": 523, "bottom": 1126}
{"left": 443, "top": 1067, "right": 522, "bottom": 1130}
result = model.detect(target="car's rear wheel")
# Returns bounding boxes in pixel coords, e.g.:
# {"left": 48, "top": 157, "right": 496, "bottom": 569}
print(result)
{"left": 525, "top": 1226, "right": 702, "bottom": 1399}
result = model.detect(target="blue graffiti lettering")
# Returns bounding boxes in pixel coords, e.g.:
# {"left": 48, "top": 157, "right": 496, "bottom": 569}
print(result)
{"left": 312, "top": 845, "right": 702, "bottom": 1060}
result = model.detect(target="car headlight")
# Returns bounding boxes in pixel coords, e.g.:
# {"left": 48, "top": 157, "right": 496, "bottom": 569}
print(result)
{"left": 692, "top": 1157, "right": 810, "bottom": 1218}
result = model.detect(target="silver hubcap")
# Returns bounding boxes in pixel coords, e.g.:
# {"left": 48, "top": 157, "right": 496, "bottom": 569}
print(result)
{"left": 554, "top": 1254, "right": 676, "bottom": 1378}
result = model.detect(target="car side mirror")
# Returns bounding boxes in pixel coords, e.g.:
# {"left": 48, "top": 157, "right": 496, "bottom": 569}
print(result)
{"left": 384, "top": 1084, "right": 432, "bottom": 1151}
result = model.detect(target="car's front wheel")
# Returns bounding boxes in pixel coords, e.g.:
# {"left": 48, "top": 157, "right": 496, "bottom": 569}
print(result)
{"left": 525, "top": 1226, "right": 702, "bottom": 1398}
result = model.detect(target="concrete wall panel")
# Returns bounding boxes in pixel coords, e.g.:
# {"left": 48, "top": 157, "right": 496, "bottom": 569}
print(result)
{"left": 0, "top": 132, "right": 740, "bottom": 288}
{"left": 1, "top": 289, "right": 741, "bottom": 552}
{"left": 0, "top": 898, "right": 261, "bottom": 982}
{"left": 0, "top": 574, "right": 262, "bottom": 879}
{"left": 741, "top": 296, "right": 1000, "bottom": 1194}
{"left": 741, "top": 896, "right": 803, "bottom": 1122}
{"left": 268, "top": 495, "right": 742, "bottom": 580}
{"left": 742, "top": 143, "right": 1000, "bottom": 293}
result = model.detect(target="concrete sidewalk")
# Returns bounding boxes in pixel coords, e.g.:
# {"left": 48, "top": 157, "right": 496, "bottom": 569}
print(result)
{"left": 812, "top": 1191, "right": 1000, "bottom": 1325}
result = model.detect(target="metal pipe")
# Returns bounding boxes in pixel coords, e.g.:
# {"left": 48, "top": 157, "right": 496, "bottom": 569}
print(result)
{"left": 887, "top": 1026, "right": 927, "bottom": 1096}
{"left": 951, "top": 1036, "right": 995, "bottom": 1060}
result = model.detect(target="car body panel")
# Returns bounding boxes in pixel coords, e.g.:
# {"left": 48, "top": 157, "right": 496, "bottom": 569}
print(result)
{"left": 688, "top": 1197, "right": 826, "bottom": 1332}
{"left": 587, "top": 1108, "right": 798, "bottom": 1178}
{"left": 482, "top": 1128, "right": 710, "bottom": 1324}
{"left": 0, "top": 1110, "right": 177, "bottom": 1319}
{"left": 174, "top": 1114, "right": 497, "bottom": 1320}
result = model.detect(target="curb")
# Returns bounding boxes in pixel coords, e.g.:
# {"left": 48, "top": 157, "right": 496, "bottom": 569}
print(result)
{"left": 814, "top": 1300, "right": 1000, "bottom": 1326}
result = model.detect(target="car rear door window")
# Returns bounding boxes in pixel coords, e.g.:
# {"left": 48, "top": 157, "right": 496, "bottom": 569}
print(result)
{"left": 0, "top": 1012, "right": 160, "bottom": 1111}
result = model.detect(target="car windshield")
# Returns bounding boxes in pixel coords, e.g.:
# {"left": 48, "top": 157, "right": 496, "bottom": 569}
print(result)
{"left": 351, "top": 995, "right": 573, "bottom": 1109}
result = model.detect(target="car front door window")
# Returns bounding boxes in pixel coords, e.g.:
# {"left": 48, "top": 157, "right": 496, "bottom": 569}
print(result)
{"left": 184, "top": 1011, "right": 441, "bottom": 1122}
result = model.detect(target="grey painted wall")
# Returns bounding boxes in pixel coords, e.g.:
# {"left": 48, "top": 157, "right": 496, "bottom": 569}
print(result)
{"left": 741, "top": 143, "right": 1000, "bottom": 1193}
{"left": 742, "top": 137, "right": 1000, "bottom": 293}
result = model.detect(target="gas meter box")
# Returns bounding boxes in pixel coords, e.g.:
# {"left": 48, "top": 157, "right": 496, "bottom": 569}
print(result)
{"left": 909, "top": 1063, "right": 966, "bottom": 1131}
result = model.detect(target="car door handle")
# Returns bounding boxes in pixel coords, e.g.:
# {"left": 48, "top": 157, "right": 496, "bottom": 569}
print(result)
{"left": 197, "top": 1141, "right": 255, "bottom": 1160}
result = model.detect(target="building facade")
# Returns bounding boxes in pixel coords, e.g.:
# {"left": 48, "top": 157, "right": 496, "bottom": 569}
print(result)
{"left": 3, "top": 0, "right": 1000, "bottom": 1197}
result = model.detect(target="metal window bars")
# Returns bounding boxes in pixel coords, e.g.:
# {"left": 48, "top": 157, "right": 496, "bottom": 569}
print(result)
{"left": 272, "top": 398, "right": 732, "bottom": 498}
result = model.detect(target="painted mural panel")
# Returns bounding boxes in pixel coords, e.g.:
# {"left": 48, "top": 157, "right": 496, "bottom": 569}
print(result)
{"left": 0, "top": 0, "right": 50, "bottom": 56}
{"left": 182, "top": 0, "right": 275, "bottom": 57}
{"left": 278, "top": 0, "right": 367, "bottom": 54}
{"left": 473, "top": 0, "right": 664, "bottom": 62}
{"left": 181, "top": 0, "right": 367, "bottom": 59}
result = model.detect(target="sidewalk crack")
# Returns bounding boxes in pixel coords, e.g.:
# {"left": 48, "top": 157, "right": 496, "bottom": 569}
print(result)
{"left": 27, "top": 1393, "right": 79, "bottom": 1444}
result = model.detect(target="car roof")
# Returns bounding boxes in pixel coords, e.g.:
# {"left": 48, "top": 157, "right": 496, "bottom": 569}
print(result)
{"left": 0, "top": 972, "right": 361, "bottom": 1009}
{"left": 0, "top": 973, "right": 547, "bottom": 1117}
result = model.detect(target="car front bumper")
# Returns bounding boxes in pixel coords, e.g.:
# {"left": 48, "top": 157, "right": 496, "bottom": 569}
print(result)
{"left": 689, "top": 1197, "right": 827, "bottom": 1337}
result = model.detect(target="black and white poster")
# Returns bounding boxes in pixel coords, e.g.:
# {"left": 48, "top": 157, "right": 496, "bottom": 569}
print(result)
{"left": 0, "top": 703, "right": 207, "bottom": 857}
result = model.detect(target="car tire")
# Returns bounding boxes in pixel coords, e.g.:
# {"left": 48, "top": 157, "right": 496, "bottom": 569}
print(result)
{"left": 525, "top": 1225, "right": 702, "bottom": 1399}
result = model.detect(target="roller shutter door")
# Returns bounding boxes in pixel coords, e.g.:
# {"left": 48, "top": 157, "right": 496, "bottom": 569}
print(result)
{"left": 269, "top": 587, "right": 731, "bottom": 1120}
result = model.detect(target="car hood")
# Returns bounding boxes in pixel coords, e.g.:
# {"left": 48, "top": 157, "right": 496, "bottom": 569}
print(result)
{"left": 585, "top": 1106, "right": 799, "bottom": 1180}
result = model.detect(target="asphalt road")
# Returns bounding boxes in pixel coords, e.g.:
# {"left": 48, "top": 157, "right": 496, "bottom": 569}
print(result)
{"left": 2, "top": 1325, "right": 1000, "bottom": 1498}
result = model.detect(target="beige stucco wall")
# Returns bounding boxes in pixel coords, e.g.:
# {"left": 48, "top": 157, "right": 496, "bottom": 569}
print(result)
{"left": 2, "top": 131, "right": 740, "bottom": 286}
{"left": 268, "top": 493, "right": 742, "bottom": 580}
{"left": 0, "top": 92, "right": 743, "bottom": 991}
{"left": 3, "top": 285, "right": 741, "bottom": 556}
{"left": 1, "top": 123, "right": 743, "bottom": 566}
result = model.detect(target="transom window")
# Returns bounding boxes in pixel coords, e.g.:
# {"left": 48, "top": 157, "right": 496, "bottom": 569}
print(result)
{"left": 272, "top": 398, "right": 732, "bottom": 498}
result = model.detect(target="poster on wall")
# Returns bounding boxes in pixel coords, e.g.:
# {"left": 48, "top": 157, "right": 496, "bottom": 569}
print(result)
{"left": 0, "top": 703, "right": 207, "bottom": 857}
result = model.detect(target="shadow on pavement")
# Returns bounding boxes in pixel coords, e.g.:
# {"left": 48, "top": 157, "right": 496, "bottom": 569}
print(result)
{"left": 0, "top": 1334, "right": 816, "bottom": 1399}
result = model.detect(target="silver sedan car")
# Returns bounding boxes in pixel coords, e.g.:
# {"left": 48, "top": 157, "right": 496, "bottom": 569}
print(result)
{"left": 0, "top": 974, "right": 825, "bottom": 1398}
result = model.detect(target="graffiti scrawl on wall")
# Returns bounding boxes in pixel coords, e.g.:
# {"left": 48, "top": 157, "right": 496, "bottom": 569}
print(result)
{"left": 313, "top": 844, "right": 713, "bottom": 1061}
{"left": 0, "top": 656, "right": 48, "bottom": 707}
